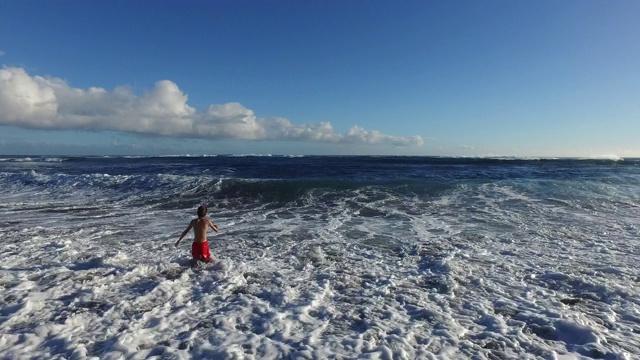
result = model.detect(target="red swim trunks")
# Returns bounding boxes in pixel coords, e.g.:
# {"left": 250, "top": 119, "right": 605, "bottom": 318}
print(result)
{"left": 191, "top": 241, "right": 212, "bottom": 262}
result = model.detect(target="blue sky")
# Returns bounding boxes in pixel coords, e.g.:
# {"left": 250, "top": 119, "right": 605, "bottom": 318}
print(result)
{"left": 0, "top": 0, "right": 638, "bottom": 157}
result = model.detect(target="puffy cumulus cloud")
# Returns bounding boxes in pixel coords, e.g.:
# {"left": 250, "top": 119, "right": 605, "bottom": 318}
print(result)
{"left": 346, "top": 126, "right": 424, "bottom": 146}
{"left": 0, "top": 67, "right": 423, "bottom": 147}
{"left": 0, "top": 67, "right": 57, "bottom": 125}
{"left": 195, "top": 102, "right": 265, "bottom": 140}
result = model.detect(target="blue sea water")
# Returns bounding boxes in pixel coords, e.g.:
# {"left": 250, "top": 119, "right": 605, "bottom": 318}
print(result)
{"left": 0, "top": 155, "right": 639, "bottom": 359}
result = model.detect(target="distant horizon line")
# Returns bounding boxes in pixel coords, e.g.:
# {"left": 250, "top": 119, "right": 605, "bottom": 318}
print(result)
{"left": 0, "top": 154, "right": 633, "bottom": 161}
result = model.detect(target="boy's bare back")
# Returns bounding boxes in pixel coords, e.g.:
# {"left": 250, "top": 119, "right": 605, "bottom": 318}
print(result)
{"left": 175, "top": 205, "right": 219, "bottom": 248}
{"left": 191, "top": 218, "right": 219, "bottom": 242}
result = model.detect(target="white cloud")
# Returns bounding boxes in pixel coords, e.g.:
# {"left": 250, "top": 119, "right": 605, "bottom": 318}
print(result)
{"left": 0, "top": 66, "right": 423, "bottom": 147}
{"left": 346, "top": 125, "right": 423, "bottom": 146}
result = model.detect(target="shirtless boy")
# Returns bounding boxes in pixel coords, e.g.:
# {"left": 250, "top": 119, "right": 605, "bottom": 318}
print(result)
{"left": 175, "top": 205, "right": 219, "bottom": 262}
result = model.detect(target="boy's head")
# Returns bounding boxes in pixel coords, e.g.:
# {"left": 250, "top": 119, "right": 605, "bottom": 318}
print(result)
{"left": 197, "top": 205, "right": 207, "bottom": 218}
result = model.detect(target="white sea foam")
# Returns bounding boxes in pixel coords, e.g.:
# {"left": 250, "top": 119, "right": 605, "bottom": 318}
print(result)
{"left": 589, "top": 154, "right": 624, "bottom": 161}
{"left": 230, "top": 154, "right": 274, "bottom": 157}
{"left": 0, "top": 168, "right": 639, "bottom": 359}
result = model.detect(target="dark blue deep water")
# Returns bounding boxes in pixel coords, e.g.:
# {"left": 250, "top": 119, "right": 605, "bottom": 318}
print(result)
{"left": 2, "top": 155, "right": 638, "bottom": 209}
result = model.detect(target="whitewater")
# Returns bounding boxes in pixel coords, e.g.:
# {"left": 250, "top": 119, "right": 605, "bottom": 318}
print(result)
{"left": 0, "top": 155, "right": 638, "bottom": 359}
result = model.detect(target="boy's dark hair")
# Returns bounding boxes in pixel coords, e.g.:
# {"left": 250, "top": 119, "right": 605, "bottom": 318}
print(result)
{"left": 197, "top": 205, "right": 207, "bottom": 218}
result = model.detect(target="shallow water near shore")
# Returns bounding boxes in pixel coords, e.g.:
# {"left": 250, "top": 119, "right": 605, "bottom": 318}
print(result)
{"left": 1, "top": 155, "right": 639, "bottom": 359}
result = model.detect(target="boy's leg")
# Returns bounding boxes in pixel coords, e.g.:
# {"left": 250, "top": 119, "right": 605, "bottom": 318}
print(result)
{"left": 202, "top": 242, "right": 212, "bottom": 262}
{"left": 191, "top": 242, "right": 201, "bottom": 261}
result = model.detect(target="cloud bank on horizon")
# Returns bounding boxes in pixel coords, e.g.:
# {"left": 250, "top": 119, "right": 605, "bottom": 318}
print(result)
{"left": 0, "top": 67, "right": 423, "bottom": 147}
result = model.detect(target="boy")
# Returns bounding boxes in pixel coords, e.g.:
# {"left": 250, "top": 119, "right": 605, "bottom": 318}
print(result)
{"left": 175, "top": 205, "right": 219, "bottom": 262}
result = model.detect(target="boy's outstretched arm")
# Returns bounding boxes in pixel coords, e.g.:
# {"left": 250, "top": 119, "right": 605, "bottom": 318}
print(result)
{"left": 208, "top": 220, "right": 219, "bottom": 233}
{"left": 175, "top": 220, "right": 194, "bottom": 247}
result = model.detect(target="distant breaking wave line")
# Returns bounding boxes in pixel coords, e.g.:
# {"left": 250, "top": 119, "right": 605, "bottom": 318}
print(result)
{"left": 0, "top": 66, "right": 423, "bottom": 147}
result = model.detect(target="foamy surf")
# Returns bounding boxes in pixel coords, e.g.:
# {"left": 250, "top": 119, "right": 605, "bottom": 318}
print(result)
{"left": 0, "top": 156, "right": 638, "bottom": 359}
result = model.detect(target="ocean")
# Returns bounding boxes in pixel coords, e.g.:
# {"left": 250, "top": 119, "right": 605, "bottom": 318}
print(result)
{"left": 0, "top": 155, "right": 638, "bottom": 359}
